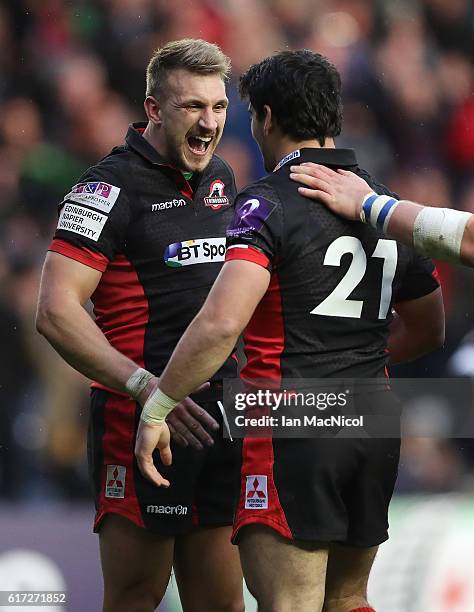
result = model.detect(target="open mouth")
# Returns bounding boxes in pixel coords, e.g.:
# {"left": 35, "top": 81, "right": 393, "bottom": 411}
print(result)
{"left": 187, "top": 134, "right": 213, "bottom": 156}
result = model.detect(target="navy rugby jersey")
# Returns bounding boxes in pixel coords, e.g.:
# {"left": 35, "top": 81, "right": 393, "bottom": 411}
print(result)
{"left": 49, "top": 123, "right": 237, "bottom": 389}
{"left": 226, "top": 148, "right": 439, "bottom": 381}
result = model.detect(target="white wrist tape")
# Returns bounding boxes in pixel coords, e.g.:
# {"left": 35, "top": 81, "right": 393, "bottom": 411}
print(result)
{"left": 360, "top": 192, "right": 400, "bottom": 232}
{"left": 413, "top": 207, "right": 471, "bottom": 263}
{"left": 141, "top": 387, "right": 178, "bottom": 425}
{"left": 125, "top": 367, "right": 154, "bottom": 399}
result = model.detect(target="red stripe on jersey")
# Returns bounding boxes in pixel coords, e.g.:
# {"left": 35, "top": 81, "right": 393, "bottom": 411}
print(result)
{"left": 174, "top": 170, "right": 193, "bottom": 199}
{"left": 241, "top": 271, "right": 285, "bottom": 383}
{"left": 48, "top": 238, "right": 109, "bottom": 272}
{"left": 232, "top": 436, "right": 292, "bottom": 541}
{"left": 94, "top": 393, "right": 144, "bottom": 530}
{"left": 92, "top": 253, "right": 149, "bottom": 371}
{"left": 225, "top": 246, "right": 270, "bottom": 270}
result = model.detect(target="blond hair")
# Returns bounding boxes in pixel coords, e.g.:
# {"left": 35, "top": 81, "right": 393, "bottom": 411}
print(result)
{"left": 146, "top": 39, "right": 231, "bottom": 98}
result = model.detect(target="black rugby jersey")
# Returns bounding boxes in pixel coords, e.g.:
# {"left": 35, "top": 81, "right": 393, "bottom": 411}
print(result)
{"left": 225, "top": 147, "right": 439, "bottom": 380}
{"left": 49, "top": 123, "right": 237, "bottom": 388}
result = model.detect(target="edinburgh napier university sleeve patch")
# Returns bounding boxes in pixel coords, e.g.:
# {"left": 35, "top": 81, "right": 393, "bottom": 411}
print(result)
{"left": 225, "top": 194, "right": 278, "bottom": 271}
{"left": 51, "top": 170, "right": 133, "bottom": 268}
{"left": 56, "top": 181, "right": 121, "bottom": 243}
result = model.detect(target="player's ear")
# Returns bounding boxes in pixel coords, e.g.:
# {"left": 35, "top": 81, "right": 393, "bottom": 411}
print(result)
{"left": 144, "top": 95, "right": 162, "bottom": 126}
{"left": 263, "top": 105, "right": 272, "bottom": 136}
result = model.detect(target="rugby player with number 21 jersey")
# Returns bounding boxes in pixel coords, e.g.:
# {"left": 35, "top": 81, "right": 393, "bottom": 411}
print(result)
{"left": 137, "top": 50, "right": 444, "bottom": 612}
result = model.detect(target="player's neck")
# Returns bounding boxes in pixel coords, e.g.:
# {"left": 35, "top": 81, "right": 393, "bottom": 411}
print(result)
{"left": 142, "top": 122, "right": 170, "bottom": 162}
{"left": 273, "top": 137, "right": 335, "bottom": 170}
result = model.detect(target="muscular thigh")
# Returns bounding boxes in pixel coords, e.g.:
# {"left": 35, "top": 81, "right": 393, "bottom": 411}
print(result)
{"left": 174, "top": 526, "right": 244, "bottom": 612}
{"left": 99, "top": 514, "right": 174, "bottom": 612}
{"left": 239, "top": 524, "right": 328, "bottom": 612}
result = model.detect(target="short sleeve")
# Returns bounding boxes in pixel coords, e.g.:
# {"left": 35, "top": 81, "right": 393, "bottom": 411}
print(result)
{"left": 49, "top": 164, "right": 132, "bottom": 269}
{"left": 225, "top": 190, "right": 282, "bottom": 271}
{"left": 396, "top": 253, "right": 440, "bottom": 302}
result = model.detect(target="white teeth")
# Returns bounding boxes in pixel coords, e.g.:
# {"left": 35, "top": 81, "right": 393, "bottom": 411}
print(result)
{"left": 194, "top": 136, "right": 212, "bottom": 142}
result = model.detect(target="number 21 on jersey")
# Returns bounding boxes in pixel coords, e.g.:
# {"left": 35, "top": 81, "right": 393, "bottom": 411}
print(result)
{"left": 311, "top": 236, "right": 397, "bottom": 319}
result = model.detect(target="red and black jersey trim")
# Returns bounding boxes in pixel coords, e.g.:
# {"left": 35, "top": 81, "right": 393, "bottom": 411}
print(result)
{"left": 49, "top": 238, "right": 109, "bottom": 272}
{"left": 241, "top": 270, "right": 285, "bottom": 384}
{"left": 91, "top": 254, "right": 149, "bottom": 382}
{"left": 225, "top": 246, "right": 290, "bottom": 539}
{"left": 225, "top": 245, "right": 271, "bottom": 270}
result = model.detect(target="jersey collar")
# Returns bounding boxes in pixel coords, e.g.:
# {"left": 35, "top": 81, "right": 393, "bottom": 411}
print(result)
{"left": 125, "top": 122, "right": 171, "bottom": 166}
{"left": 274, "top": 147, "right": 357, "bottom": 171}
{"left": 126, "top": 122, "right": 197, "bottom": 198}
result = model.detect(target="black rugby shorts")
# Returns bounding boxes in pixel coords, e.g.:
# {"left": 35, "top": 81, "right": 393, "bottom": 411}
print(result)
{"left": 88, "top": 388, "right": 240, "bottom": 535}
{"left": 232, "top": 390, "right": 401, "bottom": 547}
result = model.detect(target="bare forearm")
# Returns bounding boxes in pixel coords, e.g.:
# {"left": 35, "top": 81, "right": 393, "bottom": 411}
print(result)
{"left": 387, "top": 313, "right": 439, "bottom": 364}
{"left": 37, "top": 300, "right": 139, "bottom": 392}
{"left": 159, "top": 314, "right": 238, "bottom": 401}
{"left": 384, "top": 201, "right": 422, "bottom": 246}
{"left": 387, "top": 315, "right": 417, "bottom": 364}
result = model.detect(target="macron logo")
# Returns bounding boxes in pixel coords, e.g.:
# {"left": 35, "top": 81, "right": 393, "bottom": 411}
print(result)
{"left": 146, "top": 505, "right": 188, "bottom": 515}
{"left": 151, "top": 199, "right": 186, "bottom": 212}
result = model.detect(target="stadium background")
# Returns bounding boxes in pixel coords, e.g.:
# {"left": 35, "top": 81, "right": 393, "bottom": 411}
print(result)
{"left": 0, "top": 0, "right": 473, "bottom": 610}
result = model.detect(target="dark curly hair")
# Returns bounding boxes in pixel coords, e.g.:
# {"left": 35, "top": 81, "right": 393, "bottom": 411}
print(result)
{"left": 239, "top": 50, "right": 342, "bottom": 146}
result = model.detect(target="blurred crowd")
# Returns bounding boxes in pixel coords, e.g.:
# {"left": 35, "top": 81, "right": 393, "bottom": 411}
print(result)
{"left": 0, "top": 0, "right": 473, "bottom": 501}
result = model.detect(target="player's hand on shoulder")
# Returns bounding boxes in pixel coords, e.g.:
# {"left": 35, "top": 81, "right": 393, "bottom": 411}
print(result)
{"left": 289, "top": 162, "right": 371, "bottom": 221}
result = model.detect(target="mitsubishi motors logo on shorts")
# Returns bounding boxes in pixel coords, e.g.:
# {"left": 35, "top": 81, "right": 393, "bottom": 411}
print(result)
{"left": 204, "top": 180, "right": 230, "bottom": 210}
{"left": 105, "top": 465, "right": 126, "bottom": 498}
{"left": 245, "top": 475, "right": 268, "bottom": 509}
